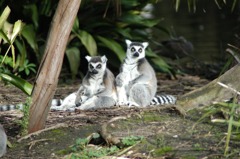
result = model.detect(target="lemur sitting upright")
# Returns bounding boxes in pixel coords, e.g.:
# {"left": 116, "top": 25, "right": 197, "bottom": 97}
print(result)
{"left": 50, "top": 55, "right": 117, "bottom": 111}
{"left": 74, "top": 55, "right": 117, "bottom": 110}
{"left": 115, "top": 39, "right": 176, "bottom": 107}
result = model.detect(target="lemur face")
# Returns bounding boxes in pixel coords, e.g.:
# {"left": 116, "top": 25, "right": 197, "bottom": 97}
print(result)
{"left": 125, "top": 39, "right": 149, "bottom": 61}
{"left": 85, "top": 55, "right": 107, "bottom": 74}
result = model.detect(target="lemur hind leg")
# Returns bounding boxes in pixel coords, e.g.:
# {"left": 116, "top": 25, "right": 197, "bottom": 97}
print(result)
{"left": 77, "top": 96, "right": 116, "bottom": 110}
{"left": 128, "top": 84, "right": 153, "bottom": 107}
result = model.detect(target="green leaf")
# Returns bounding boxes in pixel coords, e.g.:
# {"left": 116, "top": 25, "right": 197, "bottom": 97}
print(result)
{"left": 115, "top": 28, "right": 132, "bottom": 39}
{"left": 11, "top": 45, "right": 16, "bottom": 68}
{"left": 15, "top": 39, "right": 27, "bottom": 67}
{"left": 75, "top": 30, "right": 97, "bottom": 56}
{"left": 21, "top": 24, "right": 38, "bottom": 53}
{"left": 175, "top": 0, "right": 181, "bottom": 12}
{"left": 10, "top": 20, "right": 23, "bottom": 43}
{"left": 72, "top": 18, "right": 79, "bottom": 32}
{"left": 231, "top": 0, "right": 237, "bottom": 12}
{"left": 0, "top": 6, "right": 10, "bottom": 29}
{"left": 23, "top": 4, "right": 39, "bottom": 29}
{"left": 97, "top": 36, "right": 125, "bottom": 62}
{"left": 146, "top": 49, "right": 172, "bottom": 74}
{"left": 120, "top": 13, "right": 160, "bottom": 27}
{"left": 0, "top": 30, "right": 10, "bottom": 44}
{"left": 0, "top": 73, "right": 33, "bottom": 95}
{"left": 66, "top": 47, "right": 80, "bottom": 78}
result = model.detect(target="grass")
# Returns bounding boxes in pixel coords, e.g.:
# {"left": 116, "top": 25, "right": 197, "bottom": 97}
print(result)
{"left": 16, "top": 97, "right": 31, "bottom": 136}
{"left": 195, "top": 96, "right": 240, "bottom": 156}
{"left": 62, "top": 133, "right": 144, "bottom": 159}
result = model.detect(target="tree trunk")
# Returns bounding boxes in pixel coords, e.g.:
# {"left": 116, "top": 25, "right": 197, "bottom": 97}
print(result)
{"left": 177, "top": 64, "right": 240, "bottom": 111}
{"left": 28, "top": 0, "right": 81, "bottom": 133}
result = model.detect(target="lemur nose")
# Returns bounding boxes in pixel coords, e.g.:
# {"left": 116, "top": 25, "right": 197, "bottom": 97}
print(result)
{"left": 133, "top": 52, "right": 139, "bottom": 57}
{"left": 92, "top": 70, "right": 98, "bottom": 74}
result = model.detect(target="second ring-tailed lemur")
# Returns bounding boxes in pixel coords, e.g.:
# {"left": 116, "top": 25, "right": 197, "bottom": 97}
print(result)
{"left": 115, "top": 39, "right": 176, "bottom": 107}
{"left": 0, "top": 124, "right": 7, "bottom": 157}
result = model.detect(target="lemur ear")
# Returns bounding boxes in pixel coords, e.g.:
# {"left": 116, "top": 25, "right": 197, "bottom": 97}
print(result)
{"left": 85, "top": 56, "right": 91, "bottom": 62}
{"left": 101, "top": 55, "right": 108, "bottom": 63}
{"left": 142, "top": 42, "right": 149, "bottom": 49}
{"left": 125, "top": 39, "right": 132, "bottom": 47}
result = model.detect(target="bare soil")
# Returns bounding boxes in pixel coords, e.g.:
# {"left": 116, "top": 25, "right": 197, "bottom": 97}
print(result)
{"left": 0, "top": 74, "right": 238, "bottom": 158}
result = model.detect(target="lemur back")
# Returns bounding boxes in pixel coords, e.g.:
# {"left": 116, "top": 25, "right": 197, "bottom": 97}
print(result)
{"left": 116, "top": 39, "right": 176, "bottom": 107}
{"left": 0, "top": 124, "right": 7, "bottom": 157}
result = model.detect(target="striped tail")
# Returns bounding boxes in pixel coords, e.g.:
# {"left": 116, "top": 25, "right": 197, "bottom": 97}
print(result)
{"left": 0, "top": 104, "right": 23, "bottom": 111}
{"left": 0, "top": 99, "right": 63, "bottom": 112}
{"left": 151, "top": 94, "right": 176, "bottom": 105}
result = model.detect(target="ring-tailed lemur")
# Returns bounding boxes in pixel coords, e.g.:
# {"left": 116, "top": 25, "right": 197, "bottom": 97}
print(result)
{"left": 74, "top": 55, "right": 117, "bottom": 110}
{"left": 0, "top": 124, "right": 7, "bottom": 157}
{"left": 115, "top": 39, "right": 176, "bottom": 107}
{"left": 51, "top": 55, "right": 117, "bottom": 111}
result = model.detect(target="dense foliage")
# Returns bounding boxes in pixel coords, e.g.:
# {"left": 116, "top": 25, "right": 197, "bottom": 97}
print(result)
{"left": 0, "top": 0, "right": 173, "bottom": 81}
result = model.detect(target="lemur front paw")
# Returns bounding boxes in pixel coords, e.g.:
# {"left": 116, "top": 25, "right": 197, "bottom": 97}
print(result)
{"left": 127, "top": 101, "right": 139, "bottom": 107}
{"left": 117, "top": 101, "right": 127, "bottom": 106}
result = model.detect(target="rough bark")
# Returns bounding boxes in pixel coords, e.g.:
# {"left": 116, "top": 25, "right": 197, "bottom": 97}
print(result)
{"left": 177, "top": 64, "right": 240, "bottom": 111}
{"left": 28, "top": 0, "right": 81, "bottom": 133}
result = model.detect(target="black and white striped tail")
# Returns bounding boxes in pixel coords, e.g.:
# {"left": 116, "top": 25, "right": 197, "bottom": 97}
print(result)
{"left": 0, "top": 104, "right": 24, "bottom": 111}
{"left": 0, "top": 99, "right": 63, "bottom": 112}
{"left": 151, "top": 94, "right": 176, "bottom": 105}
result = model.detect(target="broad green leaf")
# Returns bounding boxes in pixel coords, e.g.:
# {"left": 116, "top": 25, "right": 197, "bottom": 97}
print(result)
{"left": 119, "top": 13, "right": 160, "bottom": 27}
{"left": 97, "top": 36, "right": 125, "bottom": 62}
{"left": 76, "top": 30, "right": 97, "bottom": 56}
{"left": 146, "top": 49, "right": 172, "bottom": 74}
{"left": 175, "top": 0, "right": 180, "bottom": 12}
{"left": 66, "top": 47, "right": 80, "bottom": 79}
{"left": 23, "top": 4, "right": 39, "bottom": 29}
{"left": 0, "top": 6, "right": 10, "bottom": 29}
{"left": 0, "top": 73, "right": 33, "bottom": 95}
{"left": 0, "top": 30, "right": 10, "bottom": 44}
{"left": 115, "top": 28, "right": 132, "bottom": 39}
{"left": 21, "top": 25, "right": 38, "bottom": 52}
{"left": 232, "top": 0, "right": 237, "bottom": 12}
{"left": 72, "top": 18, "right": 79, "bottom": 32}
{"left": 15, "top": 39, "right": 27, "bottom": 67}
{"left": 10, "top": 20, "right": 23, "bottom": 43}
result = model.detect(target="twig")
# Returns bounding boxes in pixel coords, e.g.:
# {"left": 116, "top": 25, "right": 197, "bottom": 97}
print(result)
{"left": 217, "top": 82, "right": 240, "bottom": 95}
{"left": 18, "top": 123, "right": 68, "bottom": 142}
{"left": 28, "top": 138, "right": 54, "bottom": 150}
{"left": 117, "top": 141, "right": 141, "bottom": 156}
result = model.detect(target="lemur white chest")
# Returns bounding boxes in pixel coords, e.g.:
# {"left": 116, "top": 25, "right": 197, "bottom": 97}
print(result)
{"left": 87, "top": 77, "right": 104, "bottom": 95}
{"left": 121, "top": 63, "right": 140, "bottom": 84}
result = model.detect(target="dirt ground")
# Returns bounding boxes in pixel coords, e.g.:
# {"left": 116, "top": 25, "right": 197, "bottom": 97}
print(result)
{"left": 0, "top": 74, "right": 239, "bottom": 158}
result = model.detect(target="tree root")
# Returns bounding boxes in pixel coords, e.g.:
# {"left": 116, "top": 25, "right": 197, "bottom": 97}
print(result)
{"left": 178, "top": 64, "right": 240, "bottom": 111}
{"left": 99, "top": 116, "right": 127, "bottom": 147}
{"left": 18, "top": 123, "right": 68, "bottom": 142}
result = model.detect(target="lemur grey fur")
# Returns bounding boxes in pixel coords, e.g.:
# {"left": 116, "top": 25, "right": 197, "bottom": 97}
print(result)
{"left": 115, "top": 39, "right": 176, "bottom": 107}
{"left": 0, "top": 124, "right": 7, "bottom": 157}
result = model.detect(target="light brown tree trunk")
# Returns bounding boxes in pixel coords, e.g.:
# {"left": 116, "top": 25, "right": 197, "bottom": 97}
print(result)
{"left": 178, "top": 64, "right": 240, "bottom": 111}
{"left": 28, "top": 0, "right": 81, "bottom": 133}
